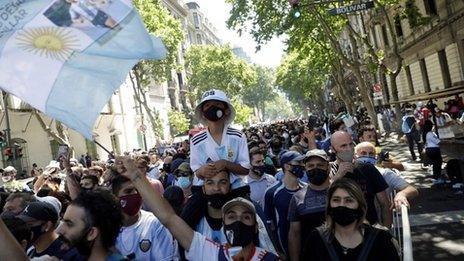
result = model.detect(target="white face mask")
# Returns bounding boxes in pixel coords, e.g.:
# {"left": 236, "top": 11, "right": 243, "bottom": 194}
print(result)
{"left": 2, "top": 176, "right": 12, "bottom": 183}
{"left": 282, "top": 132, "right": 289, "bottom": 139}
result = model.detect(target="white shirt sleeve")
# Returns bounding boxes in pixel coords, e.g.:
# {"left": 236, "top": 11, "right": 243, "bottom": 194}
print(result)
{"left": 381, "top": 169, "right": 409, "bottom": 192}
{"left": 426, "top": 132, "right": 440, "bottom": 147}
{"left": 185, "top": 232, "right": 220, "bottom": 261}
{"left": 189, "top": 140, "right": 201, "bottom": 172}
{"left": 235, "top": 134, "right": 251, "bottom": 169}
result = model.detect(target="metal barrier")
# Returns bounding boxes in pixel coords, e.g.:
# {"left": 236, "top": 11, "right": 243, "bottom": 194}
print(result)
{"left": 390, "top": 191, "right": 414, "bottom": 261}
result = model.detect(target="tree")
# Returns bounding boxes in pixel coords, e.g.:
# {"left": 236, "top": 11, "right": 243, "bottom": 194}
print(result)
{"left": 227, "top": 0, "right": 411, "bottom": 127}
{"left": 131, "top": 0, "right": 184, "bottom": 140}
{"left": 168, "top": 110, "right": 190, "bottom": 136}
{"left": 232, "top": 99, "right": 254, "bottom": 127}
{"left": 241, "top": 65, "right": 276, "bottom": 121}
{"left": 264, "top": 95, "right": 295, "bottom": 121}
{"left": 184, "top": 45, "right": 257, "bottom": 99}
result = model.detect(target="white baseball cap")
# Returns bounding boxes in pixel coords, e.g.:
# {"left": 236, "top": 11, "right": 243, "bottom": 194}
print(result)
{"left": 194, "top": 89, "right": 236, "bottom": 125}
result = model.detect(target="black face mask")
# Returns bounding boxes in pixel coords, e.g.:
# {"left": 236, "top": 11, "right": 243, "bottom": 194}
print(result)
{"left": 307, "top": 168, "right": 328, "bottom": 186}
{"left": 163, "top": 163, "right": 171, "bottom": 173}
{"left": 203, "top": 106, "right": 225, "bottom": 122}
{"left": 205, "top": 193, "right": 230, "bottom": 209}
{"left": 328, "top": 206, "right": 363, "bottom": 226}
{"left": 30, "top": 224, "right": 45, "bottom": 243}
{"left": 223, "top": 221, "right": 258, "bottom": 247}
{"left": 252, "top": 165, "right": 266, "bottom": 176}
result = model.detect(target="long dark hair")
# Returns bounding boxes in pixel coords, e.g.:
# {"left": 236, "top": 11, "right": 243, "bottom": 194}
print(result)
{"left": 325, "top": 178, "right": 367, "bottom": 232}
{"left": 422, "top": 120, "right": 434, "bottom": 143}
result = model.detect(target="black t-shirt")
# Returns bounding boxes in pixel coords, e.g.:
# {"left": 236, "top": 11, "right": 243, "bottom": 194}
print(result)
{"left": 302, "top": 225, "right": 400, "bottom": 261}
{"left": 331, "top": 162, "right": 388, "bottom": 224}
{"left": 27, "top": 237, "right": 85, "bottom": 261}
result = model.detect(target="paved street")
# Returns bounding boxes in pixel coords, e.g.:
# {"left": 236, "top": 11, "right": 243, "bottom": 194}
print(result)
{"left": 380, "top": 134, "right": 464, "bottom": 260}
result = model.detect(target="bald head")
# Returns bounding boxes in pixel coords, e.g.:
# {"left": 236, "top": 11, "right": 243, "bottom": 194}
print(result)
{"left": 355, "top": 142, "right": 376, "bottom": 157}
{"left": 331, "top": 131, "right": 352, "bottom": 149}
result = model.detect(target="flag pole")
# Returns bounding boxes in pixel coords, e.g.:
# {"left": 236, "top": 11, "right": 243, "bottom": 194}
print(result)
{"left": 93, "top": 140, "right": 114, "bottom": 157}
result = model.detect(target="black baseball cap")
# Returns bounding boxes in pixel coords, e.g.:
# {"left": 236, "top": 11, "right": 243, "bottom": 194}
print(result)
{"left": 17, "top": 202, "right": 58, "bottom": 224}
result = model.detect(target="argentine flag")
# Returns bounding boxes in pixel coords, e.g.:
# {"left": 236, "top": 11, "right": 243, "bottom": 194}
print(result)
{"left": 0, "top": 0, "right": 167, "bottom": 139}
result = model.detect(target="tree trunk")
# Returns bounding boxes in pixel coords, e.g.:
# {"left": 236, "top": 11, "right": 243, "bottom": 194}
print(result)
{"left": 129, "top": 70, "right": 162, "bottom": 146}
{"left": 33, "top": 111, "right": 70, "bottom": 146}
{"left": 388, "top": 73, "right": 404, "bottom": 134}
{"left": 353, "top": 68, "right": 378, "bottom": 127}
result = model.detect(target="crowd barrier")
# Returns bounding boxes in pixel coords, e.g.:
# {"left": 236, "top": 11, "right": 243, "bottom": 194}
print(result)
{"left": 391, "top": 192, "right": 414, "bottom": 261}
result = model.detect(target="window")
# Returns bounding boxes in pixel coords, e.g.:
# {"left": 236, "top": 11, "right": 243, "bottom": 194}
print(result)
{"left": 394, "top": 15, "right": 403, "bottom": 38}
{"left": 419, "top": 58, "right": 431, "bottom": 92}
{"left": 424, "top": 0, "right": 437, "bottom": 16}
{"left": 437, "top": 49, "right": 451, "bottom": 88}
{"left": 177, "top": 72, "right": 183, "bottom": 89}
{"left": 371, "top": 26, "right": 378, "bottom": 48}
{"left": 110, "top": 134, "right": 120, "bottom": 155}
{"left": 193, "top": 13, "right": 200, "bottom": 29}
{"left": 381, "top": 25, "right": 389, "bottom": 46}
{"left": 405, "top": 65, "right": 414, "bottom": 95}
{"left": 196, "top": 34, "right": 202, "bottom": 44}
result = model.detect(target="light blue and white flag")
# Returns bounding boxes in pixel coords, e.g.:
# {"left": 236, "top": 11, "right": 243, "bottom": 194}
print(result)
{"left": 0, "top": 0, "right": 167, "bottom": 139}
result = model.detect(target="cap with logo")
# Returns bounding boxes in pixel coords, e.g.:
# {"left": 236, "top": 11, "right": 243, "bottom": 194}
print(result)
{"left": 17, "top": 201, "right": 59, "bottom": 224}
{"left": 194, "top": 89, "right": 236, "bottom": 125}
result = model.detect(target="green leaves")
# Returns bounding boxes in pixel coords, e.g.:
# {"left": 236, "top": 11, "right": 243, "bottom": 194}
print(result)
{"left": 133, "top": 0, "right": 184, "bottom": 83}
{"left": 184, "top": 45, "right": 257, "bottom": 99}
{"left": 168, "top": 110, "right": 190, "bottom": 136}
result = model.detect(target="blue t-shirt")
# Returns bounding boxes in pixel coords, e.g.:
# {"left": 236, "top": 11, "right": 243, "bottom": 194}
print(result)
{"left": 263, "top": 181, "right": 303, "bottom": 255}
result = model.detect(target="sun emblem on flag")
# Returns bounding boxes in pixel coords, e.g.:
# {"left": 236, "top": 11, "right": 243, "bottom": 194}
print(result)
{"left": 16, "top": 27, "right": 79, "bottom": 61}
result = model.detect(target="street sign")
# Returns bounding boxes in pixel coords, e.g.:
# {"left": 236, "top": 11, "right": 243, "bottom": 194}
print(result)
{"left": 373, "top": 82, "right": 383, "bottom": 100}
{"left": 328, "top": 1, "right": 374, "bottom": 15}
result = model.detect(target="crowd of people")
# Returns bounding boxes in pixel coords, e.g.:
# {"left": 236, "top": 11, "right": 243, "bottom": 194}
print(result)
{"left": 2, "top": 88, "right": 448, "bottom": 261}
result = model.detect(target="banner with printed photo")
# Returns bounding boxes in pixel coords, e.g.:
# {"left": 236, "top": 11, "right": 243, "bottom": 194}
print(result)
{"left": 0, "top": 0, "right": 166, "bottom": 139}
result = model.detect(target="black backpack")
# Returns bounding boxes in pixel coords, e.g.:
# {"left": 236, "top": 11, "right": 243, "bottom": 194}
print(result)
{"left": 446, "top": 159, "right": 464, "bottom": 184}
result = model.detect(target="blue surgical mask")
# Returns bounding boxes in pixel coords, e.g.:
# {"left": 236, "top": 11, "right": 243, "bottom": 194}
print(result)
{"left": 177, "top": 176, "right": 191, "bottom": 189}
{"left": 356, "top": 156, "right": 377, "bottom": 165}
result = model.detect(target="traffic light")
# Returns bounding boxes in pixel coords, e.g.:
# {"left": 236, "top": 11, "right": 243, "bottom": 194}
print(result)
{"left": 4, "top": 147, "right": 13, "bottom": 161}
{"left": 0, "top": 131, "right": 5, "bottom": 148}
{"left": 289, "top": 0, "right": 301, "bottom": 18}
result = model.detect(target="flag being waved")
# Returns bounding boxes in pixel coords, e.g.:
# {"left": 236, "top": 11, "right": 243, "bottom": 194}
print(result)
{"left": 0, "top": 0, "right": 167, "bottom": 139}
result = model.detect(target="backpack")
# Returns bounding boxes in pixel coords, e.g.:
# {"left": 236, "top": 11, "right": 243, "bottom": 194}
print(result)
{"left": 401, "top": 116, "right": 413, "bottom": 134}
{"left": 446, "top": 159, "right": 464, "bottom": 184}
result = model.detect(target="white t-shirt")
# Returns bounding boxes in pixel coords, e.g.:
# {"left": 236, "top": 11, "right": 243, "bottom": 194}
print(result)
{"left": 426, "top": 132, "right": 440, "bottom": 148}
{"left": 115, "top": 210, "right": 178, "bottom": 260}
{"left": 185, "top": 232, "right": 276, "bottom": 261}
{"left": 190, "top": 126, "right": 250, "bottom": 188}
{"left": 379, "top": 168, "right": 409, "bottom": 196}
{"left": 195, "top": 217, "right": 277, "bottom": 255}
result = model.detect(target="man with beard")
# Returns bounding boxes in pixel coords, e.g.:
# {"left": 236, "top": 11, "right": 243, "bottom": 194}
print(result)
{"left": 17, "top": 201, "right": 82, "bottom": 260}
{"left": 288, "top": 150, "right": 330, "bottom": 261}
{"left": 80, "top": 175, "right": 99, "bottom": 192}
{"left": 56, "top": 190, "right": 127, "bottom": 260}
{"left": 118, "top": 156, "right": 280, "bottom": 261}
{"left": 244, "top": 148, "right": 277, "bottom": 210}
{"left": 111, "top": 175, "right": 177, "bottom": 260}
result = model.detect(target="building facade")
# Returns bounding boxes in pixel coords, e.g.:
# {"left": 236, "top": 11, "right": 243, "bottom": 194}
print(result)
{"left": 367, "top": 0, "right": 464, "bottom": 106}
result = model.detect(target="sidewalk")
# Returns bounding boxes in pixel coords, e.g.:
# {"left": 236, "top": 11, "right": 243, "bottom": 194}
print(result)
{"left": 380, "top": 134, "right": 464, "bottom": 260}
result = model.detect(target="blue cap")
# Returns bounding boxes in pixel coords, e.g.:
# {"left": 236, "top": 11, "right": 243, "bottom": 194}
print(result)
{"left": 280, "top": 151, "right": 304, "bottom": 167}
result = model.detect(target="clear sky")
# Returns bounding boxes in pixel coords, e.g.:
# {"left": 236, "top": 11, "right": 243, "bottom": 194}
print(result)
{"left": 193, "top": 0, "right": 286, "bottom": 68}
